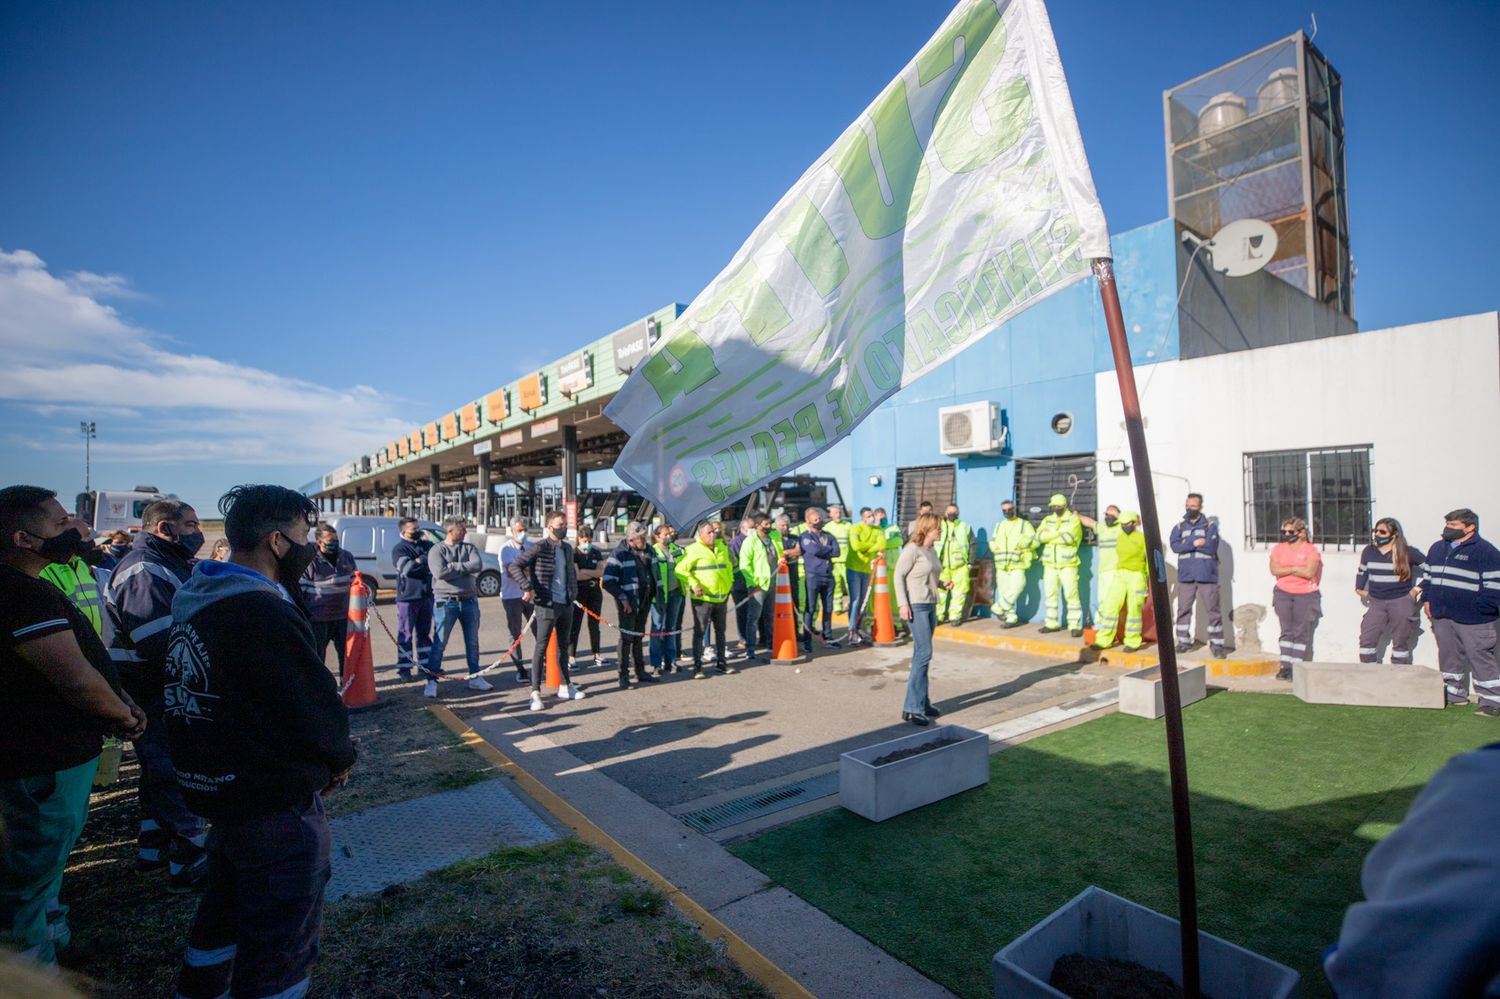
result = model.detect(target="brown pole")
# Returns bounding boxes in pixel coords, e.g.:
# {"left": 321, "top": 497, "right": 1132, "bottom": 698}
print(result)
{"left": 1092, "top": 257, "right": 1201, "bottom": 997}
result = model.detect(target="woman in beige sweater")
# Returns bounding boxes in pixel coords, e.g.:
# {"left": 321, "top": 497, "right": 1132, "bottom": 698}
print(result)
{"left": 893, "top": 512, "right": 951, "bottom": 726}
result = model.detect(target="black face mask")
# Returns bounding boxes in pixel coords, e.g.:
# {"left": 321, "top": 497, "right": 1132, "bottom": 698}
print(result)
{"left": 275, "top": 533, "right": 318, "bottom": 587}
{"left": 1281, "top": 531, "right": 1299, "bottom": 543}
{"left": 1002, "top": 509, "right": 1016, "bottom": 520}
{"left": 551, "top": 526, "right": 567, "bottom": 540}
{"left": 32, "top": 527, "right": 90, "bottom": 564}
{"left": 1122, "top": 525, "right": 1137, "bottom": 534}
{"left": 946, "top": 513, "right": 959, "bottom": 522}
{"left": 1441, "top": 526, "right": 1466, "bottom": 542}
{"left": 320, "top": 542, "right": 340, "bottom": 555}
{"left": 1185, "top": 509, "right": 1201, "bottom": 520}
{"left": 175, "top": 531, "right": 206, "bottom": 558}
{"left": 1103, "top": 515, "right": 1117, "bottom": 527}
{"left": 1050, "top": 507, "right": 1065, "bottom": 516}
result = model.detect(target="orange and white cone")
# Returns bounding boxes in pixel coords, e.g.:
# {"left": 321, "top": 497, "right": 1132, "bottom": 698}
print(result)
{"left": 872, "top": 555, "right": 899, "bottom": 646}
{"left": 545, "top": 629, "right": 564, "bottom": 693}
{"left": 342, "top": 574, "right": 379, "bottom": 710}
{"left": 772, "top": 560, "right": 808, "bottom": 664}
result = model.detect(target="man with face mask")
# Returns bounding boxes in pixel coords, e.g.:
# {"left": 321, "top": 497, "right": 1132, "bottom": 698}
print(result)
{"left": 934, "top": 505, "right": 975, "bottom": 625}
{"left": 1419, "top": 508, "right": 1500, "bottom": 716}
{"left": 1, "top": 485, "right": 145, "bottom": 967}
{"left": 393, "top": 517, "right": 435, "bottom": 680}
{"left": 508, "top": 511, "right": 589, "bottom": 710}
{"left": 1036, "top": 494, "right": 1084, "bottom": 636}
{"left": 1080, "top": 505, "right": 1121, "bottom": 615}
{"left": 165, "top": 484, "right": 357, "bottom": 999}
{"left": 427, "top": 516, "right": 486, "bottom": 694}
{"left": 298, "top": 524, "right": 360, "bottom": 678}
{"left": 989, "top": 500, "right": 1037, "bottom": 627}
{"left": 498, "top": 517, "right": 534, "bottom": 683}
{"left": 1093, "top": 511, "right": 1148, "bottom": 651}
{"left": 1169, "top": 493, "right": 1225, "bottom": 658}
{"left": 105, "top": 497, "right": 209, "bottom": 891}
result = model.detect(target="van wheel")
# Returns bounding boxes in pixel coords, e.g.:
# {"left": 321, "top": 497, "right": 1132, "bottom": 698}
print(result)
{"left": 477, "top": 571, "right": 502, "bottom": 598}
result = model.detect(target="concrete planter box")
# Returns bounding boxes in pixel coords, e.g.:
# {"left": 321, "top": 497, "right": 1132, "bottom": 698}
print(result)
{"left": 1119, "top": 664, "right": 1208, "bottom": 720}
{"left": 993, "top": 886, "right": 1299, "bottom": 998}
{"left": 839, "top": 724, "right": 989, "bottom": 822}
{"left": 1293, "top": 661, "right": 1444, "bottom": 709}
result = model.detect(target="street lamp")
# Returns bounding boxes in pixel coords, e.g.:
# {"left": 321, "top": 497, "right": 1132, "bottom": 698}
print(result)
{"left": 80, "top": 421, "right": 96, "bottom": 491}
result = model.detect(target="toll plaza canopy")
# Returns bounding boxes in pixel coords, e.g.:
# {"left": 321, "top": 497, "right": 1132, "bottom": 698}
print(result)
{"left": 310, "top": 304, "right": 682, "bottom": 528}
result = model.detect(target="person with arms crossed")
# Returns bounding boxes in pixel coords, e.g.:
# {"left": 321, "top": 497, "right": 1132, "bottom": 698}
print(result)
{"left": 392, "top": 517, "right": 435, "bottom": 680}
{"left": 1419, "top": 507, "right": 1500, "bottom": 715}
{"left": 1269, "top": 517, "right": 1322, "bottom": 681}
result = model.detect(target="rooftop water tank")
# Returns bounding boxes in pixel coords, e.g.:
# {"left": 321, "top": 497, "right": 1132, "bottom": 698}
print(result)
{"left": 1256, "top": 67, "right": 1299, "bottom": 113}
{"left": 1198, "top": 92, "right": 1248, "bottom": 138}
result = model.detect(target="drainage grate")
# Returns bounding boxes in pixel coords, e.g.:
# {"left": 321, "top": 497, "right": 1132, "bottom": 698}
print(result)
{"left": 679, "top": 771, "right": 840, "bottom": 834}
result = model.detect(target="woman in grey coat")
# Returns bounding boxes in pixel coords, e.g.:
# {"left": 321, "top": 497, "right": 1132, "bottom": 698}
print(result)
{"left": 892, "top": 512, "right": 952, "bottom": 726}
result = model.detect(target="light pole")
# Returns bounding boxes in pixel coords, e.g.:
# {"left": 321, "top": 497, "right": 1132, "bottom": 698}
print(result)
{"left": 80, "top": 421, "right": 96, "bottom": 492}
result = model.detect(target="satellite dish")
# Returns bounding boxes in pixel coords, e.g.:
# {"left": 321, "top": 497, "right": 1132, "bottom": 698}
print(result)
{"left": 1205, "top": 218, "right": 1278, "bottom": 277}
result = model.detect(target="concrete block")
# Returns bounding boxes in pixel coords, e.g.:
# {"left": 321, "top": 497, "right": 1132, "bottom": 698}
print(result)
{"left": 1119, "top": 665, "right": 1208, "bottom": 719}
{"left": 993, "top": 886, "right": 1299, "bottom": 999}
{"left": 1292, "top": 661, "right": 1444, "bottom": 709}
{"left": 839, "top": 724, "right": 988, "bottom": 822}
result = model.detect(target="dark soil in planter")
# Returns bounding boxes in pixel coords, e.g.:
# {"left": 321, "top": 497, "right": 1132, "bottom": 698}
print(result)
{"left": 1050, "top": 953, "right": 1209, "bottom": 999}
{"left": 872, "top": 735, "right": 961, "bottom": 766}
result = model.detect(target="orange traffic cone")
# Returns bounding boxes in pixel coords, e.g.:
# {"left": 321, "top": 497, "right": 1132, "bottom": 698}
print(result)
{"left": 871, "top": 555, "right": 899, "bottom": 645}
{"left": 544, "top": 629, "right": 563, "bottom": 692}
{"left": 342, "top": 574, "right": 378, "bottom": 710}
{"left": 772, "top": 560, "right": 807, "bottom": 664}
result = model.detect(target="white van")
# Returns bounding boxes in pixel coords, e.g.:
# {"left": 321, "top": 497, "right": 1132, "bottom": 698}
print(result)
{"left": 318, "top": 516, "right": 505, "bottom": 599}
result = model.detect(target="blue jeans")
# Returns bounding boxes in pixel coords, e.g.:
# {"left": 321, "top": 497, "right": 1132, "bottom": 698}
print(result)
{"left": 846, "top": 569, "right": 871, "bottom": 638}
{"left": 430, "top": 596, "right": 481, "bottom": 675}
{"left": 650, "top": 591, "right": 684, "bottom": 669}
{"left": 903, "top": 603, "right": 936, "bottom": 715}
{"left": 805, "top": 575, "right": 835, "bottom": 638}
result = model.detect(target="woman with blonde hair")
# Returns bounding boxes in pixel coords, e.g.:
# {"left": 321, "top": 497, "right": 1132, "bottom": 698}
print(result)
{"left": 892, "top": 512, "right": 952, "bottom": 726}
{"left": 1355, "top": 517, "right": 1425, "bottom": 664}
{"left": 1269, "top": 516, "right": 1322, "bottom": 680}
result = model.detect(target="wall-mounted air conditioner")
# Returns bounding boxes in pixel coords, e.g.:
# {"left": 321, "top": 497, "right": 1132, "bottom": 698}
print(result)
{"left": 938, "top": 402, "right": 1006, "bottom": 457}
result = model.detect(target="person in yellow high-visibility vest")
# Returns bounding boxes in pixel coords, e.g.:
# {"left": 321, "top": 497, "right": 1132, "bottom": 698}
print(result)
{"left": 1080, "top": 505, "right": 1122, "bottom": 617}
{"left": 40, "top": 554, "right": 106, "bottom": 639}
{"left": 988, "top": 500, "right": 1037, "bottom": 627}
{"left": 825, "top": 506, "right": 852, "bottom": 614}
{"left": 1094, "top": 511, "right": 1148, "bottom": 650}
{"left": 1037, "top": 493, "right": 1084, "bottom": 635}
{"left": 936, "top": 504, "right": 975, "bottom": 624}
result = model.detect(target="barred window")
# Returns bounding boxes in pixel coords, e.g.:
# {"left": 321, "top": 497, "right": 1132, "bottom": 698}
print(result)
{"left": 1243, "top": 446, "right": 1372, "bottom": 548}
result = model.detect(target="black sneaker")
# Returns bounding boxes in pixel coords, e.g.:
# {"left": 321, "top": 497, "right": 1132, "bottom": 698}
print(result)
{"left": 901, "top": 711, "right": 931, "bottom": 727}
{"left": 924, "top": 705, "right": 943, "bottom": 718}
{"left": 1070, "top": 628, "right": 1083, "bottom": 638}
{"left": 1039, "top": 625, "right": 1062, "bottom": 634}
{"left": 515, "top": 667, "right": 530, "bottom": 683}
{"left": 1477, "top": 705, "right": 1500, "bottom": 718}
{"left": 618, "top": 676, "right": 631, "bottom": 690}
{"left": 397, "top": 668, "right": 413, "bottom": 680}
{"left": 1276, "top": 666, "right": 1293, "bottom": 681}
{"left": 824, "top": 639, "right": 841, "bottom": 650}
{"left": 716, "top": 663, "right": 739, "bottom": 675}
{"left": 637, "top": 673, "right": 659, "bottom": 684}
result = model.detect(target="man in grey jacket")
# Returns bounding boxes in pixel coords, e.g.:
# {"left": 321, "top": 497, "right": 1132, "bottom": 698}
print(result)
{"left": 426, "top": 517, "right": 485, "bottom": 696}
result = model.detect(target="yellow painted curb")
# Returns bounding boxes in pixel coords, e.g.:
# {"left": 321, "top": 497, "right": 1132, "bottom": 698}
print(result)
{"left": 429, "top": 706, "right": 816, "bottom": 999}
{"left": 929, "top": 624, "right": 1282, "bottom": 677}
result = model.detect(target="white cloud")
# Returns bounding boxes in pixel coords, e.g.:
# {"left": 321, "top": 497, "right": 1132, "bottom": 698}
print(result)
{"left": 0, "top": 248, "right": 411, "bottom": 465}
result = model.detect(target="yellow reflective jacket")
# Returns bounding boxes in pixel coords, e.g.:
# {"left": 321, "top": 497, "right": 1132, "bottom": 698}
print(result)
{"left": 1094, "top": 521, "right": 1123, "bottom": 575}
{"left": 938, "top": 519, "right": 975, "bottom": 570}
{"left": 676, "top": 539, "right": 735, "bottom": 603}
{"left": 825, "top": 520, "right": 852, "bottom": 566}
{"left": 1037, "top": 512, "right": 1083, "bottom": 568}
{"left": 1116, "top": 529, "right": 1148, "bottom": 575}
{"left": 990, "top": 517, "right": 1038, "bottom": 571}
{"left": 40, "top": 556, "right": 104, "bottom": 637}
{"left": 847, "top": 522, "right": 884, "bottom": 574}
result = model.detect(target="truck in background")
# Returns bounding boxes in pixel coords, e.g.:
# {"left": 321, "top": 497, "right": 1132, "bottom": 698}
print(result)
{"left": 75, "top": 486, "right": 172, "bottom": 536}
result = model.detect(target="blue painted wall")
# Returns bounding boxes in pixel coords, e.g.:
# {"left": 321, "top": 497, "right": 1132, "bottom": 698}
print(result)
{"left": 847, "top": 218, "right": 1180, "bottom": 616}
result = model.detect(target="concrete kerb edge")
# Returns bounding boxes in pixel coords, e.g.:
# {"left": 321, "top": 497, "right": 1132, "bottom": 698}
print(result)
{"left": 427, "top": 706, "right": 817, "bottom": 999}
{"left": 929, "top": 624, "right": 1282, "bottom": 677}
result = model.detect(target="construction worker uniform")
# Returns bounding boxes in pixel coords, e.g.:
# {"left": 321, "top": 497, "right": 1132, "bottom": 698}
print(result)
{"left": 1093, "top": 520, "right": 1123, "bottom": 613}
{"left": 825, "top": 519, "right": 852, "bottom": 613}
{"left": 881, "top": 523, "right": 906, "bottom": 633}
{"left": 39, "top": 557, "right": 106, "bottom": 639}
{"left": 1096, "top": 515, "right": 1148, "bottom": 649}
{"left": 675, "top": 539, "right": 736, "bottom": 673}
{"left": 989, "top": 516, "right": 1037, "bottom": 625}
{"left": 936, "top": 518, "right": 975, "bottom": 624}
{"left": 649, "top": 541, "right": 685, "bottom": 672}
{"left": 1037, "top": 498, "right": 1083, "bottom": 631}
{"left": 1170, "top": 513, "right": 1225, "bottom": 655}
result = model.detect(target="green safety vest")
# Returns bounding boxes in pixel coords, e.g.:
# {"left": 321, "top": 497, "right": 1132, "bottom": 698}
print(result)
{"left": 740, "top": 533, "right": 778, "bottom": 591}
{"left": 990, "top": 517, "right": 1038, "bottom": 572}
{"left": 847, "top": 522, "right": 884, "bottom": 574}
{"left": 1116, "top": 529, "right": 1148, "bottom": 574}
{"left": 39, "top": 557, "right": 104, "bottom": 637}
{"left": 675, "top": 540, "right": 735, "bottom": 603}
{"left": 1094, "top": 521, "right": 1123, "bottom": 575}
{"left": 937, "top": 519, "right": 975, "bottom": 570}
{"left": 1037, "top": 512, "right": 1083, "bottom": 568}
{"left": 825, "top": 520, "right": 851, "bottom": 566}
{"left": 651, "top": 542, "right": 683, "bottom": 599}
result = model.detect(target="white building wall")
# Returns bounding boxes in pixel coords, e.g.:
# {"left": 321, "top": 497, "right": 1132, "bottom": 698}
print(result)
{"left": 1094, "top": 311, "right": 1500, "bottom": 665}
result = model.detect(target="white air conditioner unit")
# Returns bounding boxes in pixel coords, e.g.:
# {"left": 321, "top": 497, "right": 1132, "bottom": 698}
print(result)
{"left": 938, "top": 402, "right": 1006, "bottom": 456}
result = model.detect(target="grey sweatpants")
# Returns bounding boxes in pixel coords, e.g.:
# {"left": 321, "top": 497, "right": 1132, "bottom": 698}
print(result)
{"left": 1273, "top": 589, "right": 1321, "bottom": 671}
{"left": 1358, "top": 595, "right": 1421, "bottom": 664}
{"left": 1432, "top": 618, "right": 1500, "bottom": 707}
{"left": 1175, "top": 581, "right": 1224, "bottom": 650}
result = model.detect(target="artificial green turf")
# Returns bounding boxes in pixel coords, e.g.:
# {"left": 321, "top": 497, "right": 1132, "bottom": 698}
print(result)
{"left": 729, "top": 693, "right": 1497, "bottom": 998}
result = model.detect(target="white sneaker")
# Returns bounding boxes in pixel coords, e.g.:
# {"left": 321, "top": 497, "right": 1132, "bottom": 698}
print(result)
{"left": 422, "top": 679, "right": 438, "bottom": 698}
{"left": 467, "top": 675, "right": 493, "bottom": 692}
{"left": 529, "top": 692, "right": 545, "bottom": 712}
{"left": 559, "top": 683, "right": 587, "bottom": 701}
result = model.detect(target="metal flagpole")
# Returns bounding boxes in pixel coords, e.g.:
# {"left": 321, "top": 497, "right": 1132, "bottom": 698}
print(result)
{"left": 1092, "top": 257, "right": 1201, "bottom": 998}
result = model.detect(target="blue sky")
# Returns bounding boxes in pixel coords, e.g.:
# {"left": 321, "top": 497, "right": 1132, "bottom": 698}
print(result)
{"left": 3, "top": 0, "right": 1496, "bottom": 512}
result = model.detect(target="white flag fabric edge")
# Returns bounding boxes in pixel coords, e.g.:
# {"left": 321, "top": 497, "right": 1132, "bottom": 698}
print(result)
{"left": 606, "top": 0, "right": 1110, "bottom": 528}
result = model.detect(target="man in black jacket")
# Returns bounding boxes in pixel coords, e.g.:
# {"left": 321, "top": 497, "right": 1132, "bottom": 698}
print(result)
{"left": 392, "top": 517, "right": 434, "bottom": 679}
{"left": 507, "top": 509, "right": 586, "bottom": 712}
{"left": 166, "top": 484, "right": 357, "bottom": 999}
{"left": 602, "top": 522, "right": 658, "bottom": 689}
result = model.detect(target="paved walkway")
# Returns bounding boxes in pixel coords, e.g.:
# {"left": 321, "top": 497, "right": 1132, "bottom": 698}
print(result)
{"left": 327, "top": 779, "right": 559, "bottom": 901}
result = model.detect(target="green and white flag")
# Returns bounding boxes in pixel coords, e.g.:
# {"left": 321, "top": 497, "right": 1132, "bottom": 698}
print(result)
{"left": 606, "top": 0, "right": 1110, "bottom": 527}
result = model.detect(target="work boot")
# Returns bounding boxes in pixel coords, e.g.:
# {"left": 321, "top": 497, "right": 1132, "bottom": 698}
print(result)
{"left": 1276, "top": 665, "right": 1293, "bottom": 681}
{"left": 1070, "top": 628, "right": 1083, "bottom": 638}
{"left": 1039, "top": 625, "right": 1062, "bottom": 634}
{"left": 1476, "top": 705, "right": 1500, "bottom": 718}
{"left": 618, "top": 674, "right": 631, "bottom": 690}
{"left": 397, "top": 668, "right": 413, "bottom": 680}
{"left": 514, "top": 666, "right": 530, "bottom": 683}
{"left": 166, "top": 852, "right": 209, "bottom": 895}
{"left": 901, "top": 711, "right": 931, "bottom": 727}
{"left": 1211, "top": 645, "right": 1227, "bottom": 660}
{"left": 1175, "top": 642, "right": 1193, "bottom": 654}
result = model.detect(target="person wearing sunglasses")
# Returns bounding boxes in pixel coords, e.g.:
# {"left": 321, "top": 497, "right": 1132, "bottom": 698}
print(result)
{"left": 1355, "top": 518, "right": 1425, "bottom": 665}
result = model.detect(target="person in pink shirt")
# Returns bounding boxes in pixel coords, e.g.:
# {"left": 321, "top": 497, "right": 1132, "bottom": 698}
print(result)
{"left": 1270, "top": 516, "right": 1322, "bottom": 680}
